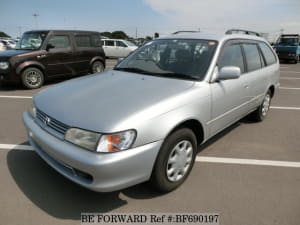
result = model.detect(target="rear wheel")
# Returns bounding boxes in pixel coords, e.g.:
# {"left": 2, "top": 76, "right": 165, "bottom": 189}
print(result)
{"left": 21, "top": 67, "right": 44, "bottom": 89}
{"left": 91, "top": 61, "right": 104, "bottom": 74}
{"left": 250, "top": 90, "right": 272, "bottom": 122}
{"left": 150, "top": 128, "right": 197, "bottom": 192}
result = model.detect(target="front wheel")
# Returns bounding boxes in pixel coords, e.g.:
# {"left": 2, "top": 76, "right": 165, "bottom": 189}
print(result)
{"left": 21, "top": 67, "right": 44, "bottom": 89}
{"left": 91, "top": 61, "right": 104, "bottom": 74}
{"left": 250, "top": 90, "right": 272, "bottom": 122}
{"left": 149, "top": 128, "right": 197, "bottom": 192}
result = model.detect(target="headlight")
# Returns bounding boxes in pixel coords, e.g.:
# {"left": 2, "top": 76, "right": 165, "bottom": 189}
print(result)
{"left": 65, "top": 128, "right": 101, "bottom": 151}
{"left": 96, "top": 130, "right": 136, "bottom": 152}
{"left": 0, "top": 62, "right": 9, "bottom": 70}
{"left": 65, "top": 128, "right": 136, "bottom": 153}
{"left": 28, "top": 102, "right": 36, "bottom": 118}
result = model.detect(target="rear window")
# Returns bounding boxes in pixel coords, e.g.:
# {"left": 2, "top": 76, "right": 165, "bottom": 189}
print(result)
{"left": 243, "top": 44, "right": 262, "bottom": 72}
{"left": 258, "top": 42, "right": 276, "bottom": 65}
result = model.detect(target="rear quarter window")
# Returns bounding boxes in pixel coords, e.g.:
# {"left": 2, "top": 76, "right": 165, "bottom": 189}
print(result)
{"left": 258, "top": 42, "right": 277, "bottom": 65}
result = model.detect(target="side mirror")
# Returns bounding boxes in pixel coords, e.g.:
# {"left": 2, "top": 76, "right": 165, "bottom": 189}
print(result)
{"left": 217, "top": 66, "right": 241, "bottom": 81}
{"left": 46, "top": 43, "right": 55, "bottom": 51}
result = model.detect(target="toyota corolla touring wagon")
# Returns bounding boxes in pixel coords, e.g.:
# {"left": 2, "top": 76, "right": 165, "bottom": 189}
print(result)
{"left": 23, "top": 29, "right": 280, "bottom": 192}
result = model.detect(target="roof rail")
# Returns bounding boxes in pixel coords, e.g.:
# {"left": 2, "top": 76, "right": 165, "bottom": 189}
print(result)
{"left": 225, "top": 29, "right": 260, "bottom": 37}
{"left": 172, "top": 30, "right": 199, "bottom": 35}
{"left": 281, "top": 34, "right": 299, "bottom": 37}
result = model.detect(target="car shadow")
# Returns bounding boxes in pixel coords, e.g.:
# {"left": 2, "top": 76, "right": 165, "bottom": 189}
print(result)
{"left": 7, "top": 144, "right": 164, "bottom": 220}
{"left": 7, "top": 118, "right": 249, "bottom": 220}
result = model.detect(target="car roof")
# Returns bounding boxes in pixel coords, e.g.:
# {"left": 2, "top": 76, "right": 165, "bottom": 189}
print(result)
{"left": 158, "top": 32, "right": 267, "bottom": 43}
{"left": 24, "top": 30, "right": 100, "bottom": 34}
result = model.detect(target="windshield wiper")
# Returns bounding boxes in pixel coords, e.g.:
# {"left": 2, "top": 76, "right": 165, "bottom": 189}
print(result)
{"left": 113, "top": 67, "right": 152, "bottom": 74}
{"left": 153, "top": 72, "right": 199, "bottom": 81}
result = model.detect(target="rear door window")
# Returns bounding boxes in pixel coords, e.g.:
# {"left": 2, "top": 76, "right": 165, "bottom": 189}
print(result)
{"left": 75, "top": 35, "right": 92, "bottom": 47}
{"left": 218, "top": 44, "right": 245, "bottom": 73}
{"left": 105, "top": 40, "right": 115, "bottom": 46}
{"left": 243, "top": 44, "right": 262, "bottom": 72}
{"left": 258, "top": 42, "right": 277, "bottom": 65}
{"left": 48, "top": 35, "right": 70, "bottom": 49}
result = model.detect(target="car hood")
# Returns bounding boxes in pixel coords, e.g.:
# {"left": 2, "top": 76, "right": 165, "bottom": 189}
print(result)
{"left": 34, "top": 70, "right": 195, "bottom": 132}
{"left": 274, "top": 46, "right": 298, "bottom": 52}
{"left": 0, "top": 49, "right": 31, "bottom": 58}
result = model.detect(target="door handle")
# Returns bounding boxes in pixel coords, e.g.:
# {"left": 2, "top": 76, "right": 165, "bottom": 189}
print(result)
{"left": 243, "top": 84, "right": 249, "bottom": 89}
{"left": 37, "top": 54, "right": 47, "bottom": 59}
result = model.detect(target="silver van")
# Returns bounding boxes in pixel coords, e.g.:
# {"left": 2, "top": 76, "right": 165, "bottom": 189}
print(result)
{"left": 23, "top": 29, "right": 280, "bottom": 192}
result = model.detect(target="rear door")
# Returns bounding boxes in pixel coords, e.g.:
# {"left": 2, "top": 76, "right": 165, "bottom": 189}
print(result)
{"left": 72, "top": 34, "right": 102, "bottom": 74}
{"left": 241, "top": 42, "right": 268, "bottom": 110}
{"left": 103, "top": 40, "right": 116, "bottom": 57}
{"left": 43, "top": 34, "right": 73, "bottom": 76}
{"left": 209, "top": 41, "right": 251, "bottom": 136}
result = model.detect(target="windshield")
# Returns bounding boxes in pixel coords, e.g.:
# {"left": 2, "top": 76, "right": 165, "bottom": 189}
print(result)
{"left": 277, "top": 37, "right": 299, "bottom": 46}
{"left": 124, "top": 40, "right": 137, "bottom": 47}
{"left": 115, "top": 39, "right": 217, "bottom": 81}
{"left": 16, "top": 32, "right": 48, "bottom": 50}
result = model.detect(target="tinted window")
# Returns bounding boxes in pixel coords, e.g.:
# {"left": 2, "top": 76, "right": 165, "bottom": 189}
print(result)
{"left": 116, "top": 41, "right": 127, "bottom": 47}
{"left": 243, "top": 44, "right": 262, "bottom": 72}
{"left": 75, "top": 35, "right": 91, "bottom": 47}
{"left": 105, "top": 40, "right": 115, "bottom": 46}
{"left": 48, "top": 35, "right": 70, "bottom": 48}
{"left": 218, "top": 44, "right": 244, "bottom": 73}
{"left": 91, "top": 35, "right": 101, "bottom": 47}
{"left": 259, "top": 42, "right": 276, "bottom": 65}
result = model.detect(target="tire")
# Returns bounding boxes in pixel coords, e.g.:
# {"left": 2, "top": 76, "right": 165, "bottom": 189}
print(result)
{"left": 91, "top": 61, "right": 104, "bottom": 74}
{"left": 21, "top": 67, "right": 44, "bottom": 89}
{"left": 250, "top": 90, "right": 272, "bottom": 122}
{"left": 149, "top": 128, "right": 197, "bottom": 193}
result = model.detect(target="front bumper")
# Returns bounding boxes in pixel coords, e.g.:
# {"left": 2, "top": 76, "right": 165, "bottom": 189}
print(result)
{"left": 276, "top": 51, "right": 298, "bottom": 60}
{"left": 23, "top": 111, "right": 163, "bottom": 192}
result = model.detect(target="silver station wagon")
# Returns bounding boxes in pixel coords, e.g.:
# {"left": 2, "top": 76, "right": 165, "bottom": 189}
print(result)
{"left": 23, "top": 29, "right": 280, "bottom": 192}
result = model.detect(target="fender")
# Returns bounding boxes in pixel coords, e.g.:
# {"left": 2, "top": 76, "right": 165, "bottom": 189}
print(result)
{"left": 16, "top": 61, "right": 46, "bottom": 76}
{"left": 89, "top": 56, "right": 106, "bottom": 67}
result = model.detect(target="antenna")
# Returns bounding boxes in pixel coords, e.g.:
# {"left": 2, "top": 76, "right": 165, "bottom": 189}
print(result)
{"left": 32, "top": 13, "right": 39, "bottom": 29}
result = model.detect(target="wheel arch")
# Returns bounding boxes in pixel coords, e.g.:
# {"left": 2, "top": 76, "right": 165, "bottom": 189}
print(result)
{"left": 16, "top": 61, "right": 46, "bottom": 78}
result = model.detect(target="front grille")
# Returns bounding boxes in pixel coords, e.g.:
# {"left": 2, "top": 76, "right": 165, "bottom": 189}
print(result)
{"left": 36, "top": 109, "right": 70, "bottom": 135}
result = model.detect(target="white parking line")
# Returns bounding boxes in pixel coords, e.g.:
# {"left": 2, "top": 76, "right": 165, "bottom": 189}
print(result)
{"left": 279, "top": 87, "right": 300, "bottom": 90}
{"left": 280, "top": 77, "right": 300, "bottom": 80}
{"left": 270, "top": 106, "right": 300, "bottom": 110}
{"left": 280, "top": 70, "right": 300, "bottom": 74}
{"left": 196, "top": 156, "right": 300, "bottom": 168}
{"left": 1, "top": 144, "right": 299, "bottom": 168}
{"left": 0, "top": 144, "right": 33, "bottom": 150}
{"left": 0, "top": 95, "right": 32, "bottom": 99}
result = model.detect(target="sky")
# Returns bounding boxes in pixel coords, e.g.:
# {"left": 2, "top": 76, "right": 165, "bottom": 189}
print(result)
{"left": 0, "top": 0, "right": 299, "bottom": 41}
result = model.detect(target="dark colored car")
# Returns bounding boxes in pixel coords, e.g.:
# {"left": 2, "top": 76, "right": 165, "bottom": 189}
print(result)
{"left": 0, "top": 30, "right": 106, "bottom": 89}
{"left": 273, "top": 34, "right": 300, "bottom": 64}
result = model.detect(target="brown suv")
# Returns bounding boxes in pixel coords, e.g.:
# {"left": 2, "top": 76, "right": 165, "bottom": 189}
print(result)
{"left": 0, "top": 30, "right": 106, "bottom": 89}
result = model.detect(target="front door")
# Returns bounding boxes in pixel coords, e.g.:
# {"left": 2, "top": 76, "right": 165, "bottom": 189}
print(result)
{"left": 209, "top": 42, "right": 251, "bottom": 136}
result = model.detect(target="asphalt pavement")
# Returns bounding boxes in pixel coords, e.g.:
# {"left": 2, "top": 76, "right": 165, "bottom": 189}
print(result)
{"left": 0, "top": 59, "right": 299, "bottom": 225}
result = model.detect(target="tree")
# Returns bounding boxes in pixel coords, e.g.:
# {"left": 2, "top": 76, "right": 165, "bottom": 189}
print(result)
{"left": 0, "top": 31, "right": 11, "bottom": 38}
{"left": 145, "top": 36, "right": 153, "bottom": 40}
{"left": 100, "top": 32, "right": 112, "bottom": 38}
{"left": 111, "top": 31, "right": 128, "bottom": 39}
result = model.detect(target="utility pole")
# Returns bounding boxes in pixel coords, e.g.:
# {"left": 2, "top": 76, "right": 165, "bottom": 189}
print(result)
{"left": 135, "top": 27, "right": 138, "bottom": 39}
{"left": 32, "top": 13, "right": 39, "bottom": 29}
{"left": 280, "top": 28, "right": 284, "bottom": 35}
{"left": 17, "top": 26, "right": 22, "bottom": 38}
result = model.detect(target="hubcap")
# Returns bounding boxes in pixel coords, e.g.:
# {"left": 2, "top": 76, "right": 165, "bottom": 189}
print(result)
{"left": 25, "top": 70, "right": 41, "bottom": 87}
{"left": 93, "top": 62, "right": 103, "bottom": 73}
{"left": 261, "top": 94, "right": 271, "bottom": 117}
{"left": 166, "top": 140, "right": 193, "bottom": 182}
